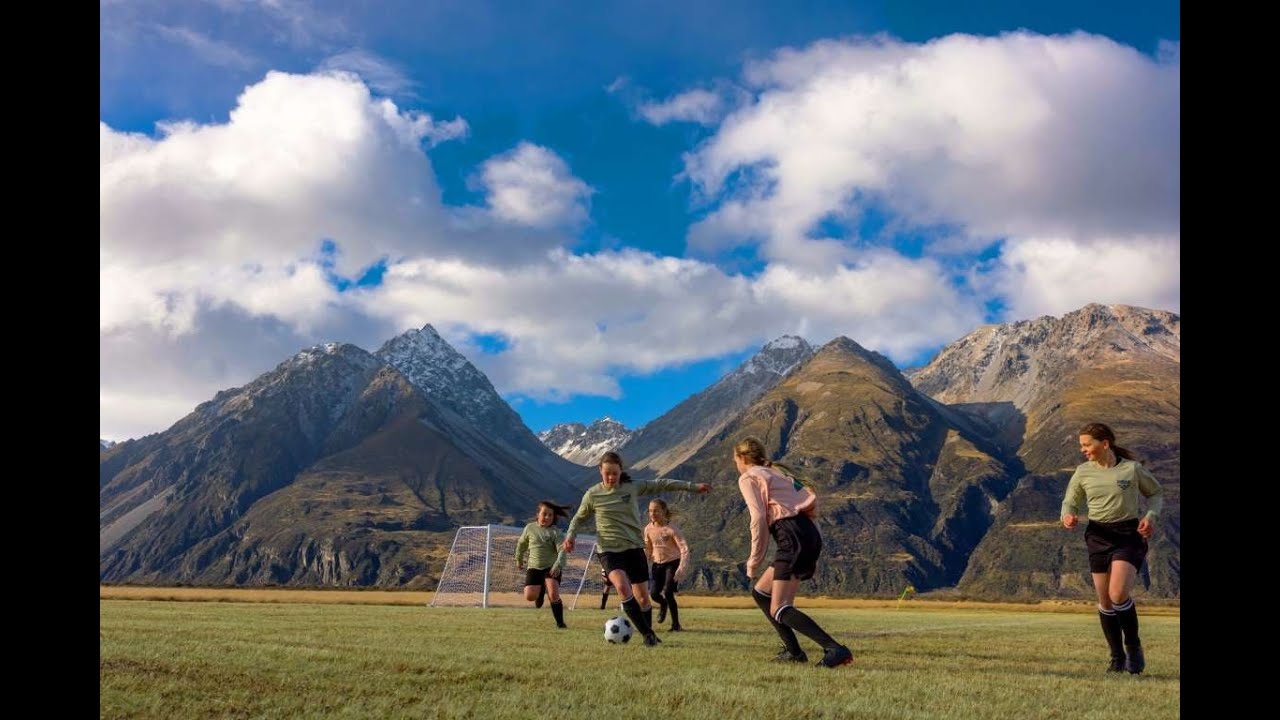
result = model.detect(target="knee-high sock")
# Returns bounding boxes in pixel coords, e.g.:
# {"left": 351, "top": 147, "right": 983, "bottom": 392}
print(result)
{"left": 776, "top": 605, "right": 840, "bottom": 650}
{"left": 751, "top": 588, "right": 801, "bottom": 655}
{"left": 550, "top": 600, "right": 566, "bottom": 627}
{"left": 1113, "top": 598, "right": 1141, "bottom": 647}
{"left": 666, "top": 592, "right": 680, "bottom": 627}
{"left": 1098, "top": 606, "right": 1124, "bottom": 658}
{"left": 621, "top": 596, "right": 652, "bottom": 636}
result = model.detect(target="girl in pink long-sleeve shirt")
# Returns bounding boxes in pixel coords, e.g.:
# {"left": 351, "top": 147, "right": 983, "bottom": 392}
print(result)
{"left": 735, "top": 437, "right": 853, "bottom": 668}
{"left": 644, "top": 499, "right": 690, "bottom": 632}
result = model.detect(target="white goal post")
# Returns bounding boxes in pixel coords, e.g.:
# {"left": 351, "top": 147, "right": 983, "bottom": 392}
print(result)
{"left": 430, "top": 525, "right": 609, "bottom": 609}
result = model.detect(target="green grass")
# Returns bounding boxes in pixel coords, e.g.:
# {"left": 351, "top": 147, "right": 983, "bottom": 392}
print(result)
{"left": 100, "top": 600, "right": 1178, "bottom": 719}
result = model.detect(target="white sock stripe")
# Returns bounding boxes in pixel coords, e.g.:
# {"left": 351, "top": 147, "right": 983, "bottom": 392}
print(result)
{"left": 1114, "top": 598, "right": 1134, "bottom": 611}
{"left": 773, "top": 604, "right": 794, "bottom": 623}
{"left": 1097, "top": 606, "right": 1116, "bottom": 615}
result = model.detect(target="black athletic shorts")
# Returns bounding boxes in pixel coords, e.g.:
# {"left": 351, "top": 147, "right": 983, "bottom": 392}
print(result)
{"left": 1085, "top": 518, "right": 1148, "bottom": 574}
{"left": 524, "top": 566, "right": 562, "bottom": 587}
{"left": 770, "top": 514, "right": 822, "bottom": 581}
{"left": 600, "top": 547, "right": 650, "bottom": 584}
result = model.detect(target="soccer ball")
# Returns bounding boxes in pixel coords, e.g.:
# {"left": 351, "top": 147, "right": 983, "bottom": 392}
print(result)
{"left": 604, "top": 616, "right": 633, "bottom": 643}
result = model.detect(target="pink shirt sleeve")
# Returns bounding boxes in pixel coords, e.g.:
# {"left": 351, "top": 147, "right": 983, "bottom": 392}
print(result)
{"left": 737, "top": 472, "right": 770, "bottom": 576}
{"left": 671, "top": 524, "right": 691, "bottom": 580}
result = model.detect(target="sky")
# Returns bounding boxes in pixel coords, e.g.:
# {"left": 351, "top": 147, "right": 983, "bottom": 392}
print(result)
{"left": 100, "top": 0, "right": 1181, "bottom": 441}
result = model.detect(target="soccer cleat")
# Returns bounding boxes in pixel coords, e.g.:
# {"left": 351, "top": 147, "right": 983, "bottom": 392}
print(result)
{"left": 557, "top": 622, "right": 568, "bottom": 629}
{"left": 669, "top": 624, "right": 683, "bottom": 632}
{"left": 816, "top": 645, "right": 853, "bottom": 668}
{"left": 1125, "top": 645, "right": 1145, "bottom": 674}
{"left": 657, "top": 606, "right": 667, "bottom": 624}
{"left": 772, "top": 648, "right": 809, "bottom": 663}
{"left": 1107, "top": 655, "right": 1126, "bottom": 673}
{"left": 643, "top": 632, "right": 662, "bottom": 646}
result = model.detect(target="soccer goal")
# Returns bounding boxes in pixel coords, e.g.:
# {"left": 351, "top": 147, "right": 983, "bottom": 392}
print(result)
{"left": 431, "top": 525, "right": 607, "bottom": 609}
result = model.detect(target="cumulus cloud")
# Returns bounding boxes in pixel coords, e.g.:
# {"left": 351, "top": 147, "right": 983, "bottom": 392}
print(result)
{"left": 986, "top": 236, "right": 1180, "bottom": 319}
{"left": 683, "top": 31, "right": 1180, "bottom": 272}
{"left": 357, "top": 248, "right": 981, "bottom": 400}
{"left": 476, "top": 142, "right": 594, "bottom": 229}
{"left": 100, "top": 70, "right": 587, "bottom": 438}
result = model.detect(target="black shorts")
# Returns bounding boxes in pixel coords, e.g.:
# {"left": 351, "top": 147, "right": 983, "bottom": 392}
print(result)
{"left": 650, "top": 559, "right": 680, "bottom": 596}
{"left": 600, "top": 547, "right": 650, "bottom": 584}
{"left": 1085, "top": 518, "right": 1148, "bottom": 574}
{"left": 770, "top": 515, "right": 822, "bottom": 581}
{"left": 524, "top": 566, "right": 562, "bottom": 587}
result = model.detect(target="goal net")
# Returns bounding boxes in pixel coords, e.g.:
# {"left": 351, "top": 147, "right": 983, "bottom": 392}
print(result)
{"left": 430, "top": 525, "right": 609, "bottom": 609}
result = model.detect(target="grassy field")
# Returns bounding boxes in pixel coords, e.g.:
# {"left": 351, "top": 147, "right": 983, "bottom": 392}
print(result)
{"left": 100, "top": 592, "right": 1178, "bottom": 719}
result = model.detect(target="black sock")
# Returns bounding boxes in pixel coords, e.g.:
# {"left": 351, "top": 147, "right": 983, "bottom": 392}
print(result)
{"left": 1114, "top": 598, "right": 1141, "bottom": 647}
{"left": 550, "top": 600, "right": 566, "bottom": 627}
{"left": 600, "top": 591, "right": 609, "bottom": 610}
{"left": 1098, "top": 606, "right": 1123, "bottom": 659}
{"left": 751, "top": 588, "right": 802, "bottom": 655}
{"left": 535, "top": 584, "right": 547, "bottom": 609}
{"left": 667, "top": 594, "right": 680, "bottom": 628}
{"left": 644, "top": 607, "right": 654, "bottom": 631}
{"left": 621, "top": 597, "right": 653, "bottom": 636}
{"left": 777, "top": 605, "right": 841, "bottom": 651}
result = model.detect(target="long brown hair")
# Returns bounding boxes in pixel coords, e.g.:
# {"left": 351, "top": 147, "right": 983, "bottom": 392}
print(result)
{"left": 598, "top": 450, "right": 632, "bottom": 483}
{"left": 648, "top": 498, "right": 673, "bottom": 522}
{"left": 1078, "top": 423, "right": 1138, "bottom": 461}
{"left": 733, "top": 437, "right": 809, "bottom": 487}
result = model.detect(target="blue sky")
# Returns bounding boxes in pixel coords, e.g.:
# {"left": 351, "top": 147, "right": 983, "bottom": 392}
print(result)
{"left": 100, "top": 1, "right": 1181, "bottom": 439}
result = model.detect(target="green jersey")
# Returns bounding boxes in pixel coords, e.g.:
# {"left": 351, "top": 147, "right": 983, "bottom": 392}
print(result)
{"left": 1061, "top": 458, "right": 1163, "bottom": 523}
{"left": 515, "top": 522, "right": 568, "bottom": 572}
{"left": 566, "top": 478, "right": 698, "bottom": 552}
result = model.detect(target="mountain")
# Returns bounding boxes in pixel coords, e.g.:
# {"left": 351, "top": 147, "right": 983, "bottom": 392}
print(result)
{"left": 100, "top": 439, "right": 116, "bottom": 451}
{"left": 374, "top": 325, "right": 582, "bottom": 483}
{"left": 658, "top": 337, "right": 1018, "bottom": 595}
{"left": 100, "top": 341, "right": 581, "bottom": 587}
{"left": 909, "top": 304, "right": 1180, "bottom": 597}
{"left": 619, "top": 336, "right": 814, "bottom": 476}
{"left": 538, "top": 417, "right": 633, "bottom": 465}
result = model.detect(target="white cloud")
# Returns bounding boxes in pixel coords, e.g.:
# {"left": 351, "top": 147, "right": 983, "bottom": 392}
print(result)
{"left": 639, "top": 89, "right": 725, "bottom": 126}
{"left": 987, "top": 236, "right": 1180, "bottom": 319}
{"left": 358, "top": 249, "right": 982, "bottom": 400}
{"left": 154, "top": 24, "right": 257, "bottom": 69}
{"left": 99, "top": 70, "right": 606, "bottom": 438}
{"left": 477, "top": 142, "right": 593, "bottom": 229}
{"left": 684, "top": 31, "right": 1180, "bottom": 276}
{"left": 317, "top": 49, "right": 419, "bottom": 98}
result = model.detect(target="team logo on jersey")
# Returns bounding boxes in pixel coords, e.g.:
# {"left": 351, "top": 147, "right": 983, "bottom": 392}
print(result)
{"left": 1117, "top": 477, "right": 1132, "bottom": 490}
{"left": 620, "top": 493, "right": 631, "bottom": 502}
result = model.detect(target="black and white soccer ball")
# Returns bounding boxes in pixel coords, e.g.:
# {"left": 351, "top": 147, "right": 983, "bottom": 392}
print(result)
{"left": 604, "top": 616, "right": 633, "bottom": 643}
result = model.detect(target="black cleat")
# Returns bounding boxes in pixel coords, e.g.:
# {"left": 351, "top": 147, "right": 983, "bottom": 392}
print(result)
{"left": 1107, "top": 655, "right": 1126, "bottom": 673}
{"left": 816, "top": 645, "right": 853, "bottom": 668}
{"left": 643, "top": 632, "right": 662, "bottom": 646}
{"left": 557, "top": 623, "right": 568, "bottom": 629}
{"left": 657, "top": 606, "right": 667, "bottom": 624}
{"left": 772, "top": 648, "right": 809, "bottom": 663}
{"left": 669, "top": 624, "right": 683, "bottom": 632}
{"left": 1125, "top": 645, "right": 1145, "bottom": 674}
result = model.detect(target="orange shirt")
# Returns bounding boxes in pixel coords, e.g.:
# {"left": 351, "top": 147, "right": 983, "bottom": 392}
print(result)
{"left": 644, "top": 522, "right": 690, "bottom": 579}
